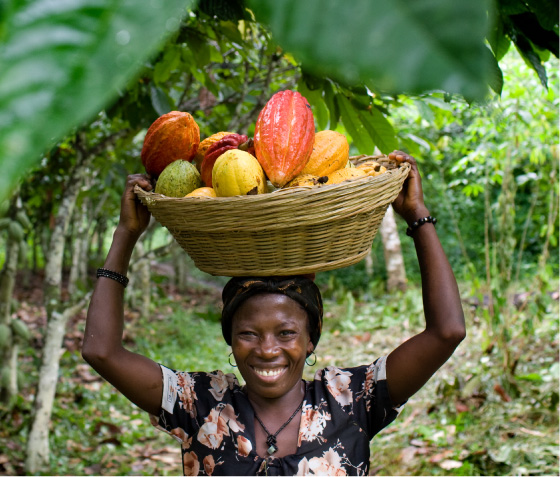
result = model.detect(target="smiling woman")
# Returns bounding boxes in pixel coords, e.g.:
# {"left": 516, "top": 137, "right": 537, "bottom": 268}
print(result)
{"left": 83, "top": 151, "right": 466, "bottom": 476}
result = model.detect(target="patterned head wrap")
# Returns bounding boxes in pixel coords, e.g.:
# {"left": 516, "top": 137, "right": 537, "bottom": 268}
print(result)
{"left": 221, "top": 276, "right": 323, "bottom": 352}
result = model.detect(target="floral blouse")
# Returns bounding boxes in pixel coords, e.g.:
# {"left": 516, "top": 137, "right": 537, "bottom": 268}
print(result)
{"left": 150, "top": 355, "right": 404, "bottom": 476}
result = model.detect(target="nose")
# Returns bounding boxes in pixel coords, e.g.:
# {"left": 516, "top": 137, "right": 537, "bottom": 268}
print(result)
{"left": 256, "top": 334, "right": 280, "bottom": 359}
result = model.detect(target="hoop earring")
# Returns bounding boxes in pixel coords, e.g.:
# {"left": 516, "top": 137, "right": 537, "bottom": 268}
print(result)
{"left": 228, "top": 352, "right": 237, "bottom": 368}
{"left": 305, "top": 351, "right": 317, "bottom": 366}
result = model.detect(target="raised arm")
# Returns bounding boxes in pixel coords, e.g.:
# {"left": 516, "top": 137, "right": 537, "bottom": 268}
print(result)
{"left": 385, "top": 151, "right": 466, "bottom": 405}
{"left": 82, "top": 174, "right": 163, "bottom": 415}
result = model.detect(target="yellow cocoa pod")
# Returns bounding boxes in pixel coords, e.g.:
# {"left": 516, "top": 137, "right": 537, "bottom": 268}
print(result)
{"left": 212, "top": 150, "right": 267, "bottom": 197}
{"left": 193, "top": 131, "right": 235, "bottom": 172}
{"left": 300, "top": 130, "right": 349, "bottom": 177}
{"left": 356, "top": 160, "right": 387, "bottom": 177}
{"left": 324, "top": 168, "right": 368, "bottom": 185}
{"left": 185, "top": 187, "right": 217, "bottom": 198}
{"left": 284, "top": 174, "right": 325, "bottom": 189}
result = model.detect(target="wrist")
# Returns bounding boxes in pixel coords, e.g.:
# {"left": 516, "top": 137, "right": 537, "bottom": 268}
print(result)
{"left": 104, "top": 226, "right": 140, "bottom": 274}
{"left": 403, "top": 207, "right": 431, "bottom": 226}
{"left": 406, "top": 215, "right": 437, "bottom": 237}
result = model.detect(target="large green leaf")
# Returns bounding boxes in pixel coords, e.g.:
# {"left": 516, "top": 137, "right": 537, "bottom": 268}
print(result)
{"left": 248, "top": 0, "right": 492, "bottom": 100}
{"left": 359, "top": 107, "right": 399, "bottom": 154}
{"left": 0, "top": 0, "right": 194, "bottom": 202}
{"left": 336, "top": 94, "right": 374, "bottom": 154}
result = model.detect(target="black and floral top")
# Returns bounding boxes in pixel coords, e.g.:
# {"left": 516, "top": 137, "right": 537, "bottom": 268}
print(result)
{"left": 150, "top": 355, "right": 404, "bottom": 476}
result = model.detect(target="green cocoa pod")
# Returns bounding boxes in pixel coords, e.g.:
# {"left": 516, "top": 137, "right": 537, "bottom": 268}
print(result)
{"left": 15, "top": 211, "right": 31, "bottom": 229}
{"left": 18, "top": 240, "right": 28, "bottom": 265}
{"left": 1, "top": 367, "right": 11, "bottom": 389}
{"left": 8, "top": 221, "right": 24, "bottom": 242}
{"left": 0, "top": 323, "right": 11, "bottom": 349}
{"left": 11, "top": 318, "right": 31, "bottom": 341}
{"left": 0, "top": 217, "right": 11, "bottom": 230}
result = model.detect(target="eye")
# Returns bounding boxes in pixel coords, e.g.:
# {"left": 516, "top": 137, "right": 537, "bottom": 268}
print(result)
{"left": 279, "top": 329, "right": 297, "bottom": 338}
{"left": 237, "top": 330, "right": 257, "bottom": 339}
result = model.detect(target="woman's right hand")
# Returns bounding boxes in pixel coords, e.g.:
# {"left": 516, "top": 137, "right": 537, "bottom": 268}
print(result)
{"left": 118, "top": 174, "right": 154, "bottom": 238}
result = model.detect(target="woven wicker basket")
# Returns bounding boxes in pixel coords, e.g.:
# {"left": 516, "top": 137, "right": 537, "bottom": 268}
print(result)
{"left": 135, "top": 155, "right": 410, "bottom": 277}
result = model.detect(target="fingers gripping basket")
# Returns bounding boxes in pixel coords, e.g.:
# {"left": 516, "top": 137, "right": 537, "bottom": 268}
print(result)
{"left": 135, "top": 155, "right": 410, "bottom": 276}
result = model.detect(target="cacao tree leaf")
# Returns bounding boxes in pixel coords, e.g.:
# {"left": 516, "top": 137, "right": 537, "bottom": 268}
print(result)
{"left": 0, "top": 0, "right": 195, "bottom": 201}
{"left": 150, "top": 86, "right": 173, "bottom": 116}
{"left": 336, "top": 94, "right": 375, "bottom": 154}
{"left": 322, "top": 80, "right": 339, "bottom": 129}
{"left": 485, "top": 48, "right": 504, "bottom": 96}
{"left": 248, "top": 0, "right": 492, "bottom": 100}
{"left": 514, "top": 34, "right": 549, "bottom": 88}
{"left": 358, "top": 107, "right": 399, "bottom": 154}
{"left": 297, "top": 79, "right": 329, "bottom": 131}
{"left": 488, "top": 18, "right": 512, "bottom": 61}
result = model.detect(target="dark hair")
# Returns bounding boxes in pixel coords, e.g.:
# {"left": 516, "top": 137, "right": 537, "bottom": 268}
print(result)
{"left": 221, "top": 276, "right": 323, "bottom": 352}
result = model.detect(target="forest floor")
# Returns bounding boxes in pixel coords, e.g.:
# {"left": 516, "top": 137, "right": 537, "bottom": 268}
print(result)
{"left": 0, "top": 269, "right": 558, "bottom": 476}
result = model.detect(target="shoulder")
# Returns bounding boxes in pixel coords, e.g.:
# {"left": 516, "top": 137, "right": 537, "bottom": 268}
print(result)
{"left": 159, "top": 366, "right": 242, "bottom": 411}
{"left": 311, "top": 357, "right": 390, "bottom": 407}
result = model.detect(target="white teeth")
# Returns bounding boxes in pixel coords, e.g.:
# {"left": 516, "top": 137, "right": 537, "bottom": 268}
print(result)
{"left": 255, "top": 368, "right": 283, "bottom": 377}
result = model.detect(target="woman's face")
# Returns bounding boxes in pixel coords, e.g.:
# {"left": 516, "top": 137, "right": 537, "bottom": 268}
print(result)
{"left": 231, "top": 293, "right": 313, "bottom": 400}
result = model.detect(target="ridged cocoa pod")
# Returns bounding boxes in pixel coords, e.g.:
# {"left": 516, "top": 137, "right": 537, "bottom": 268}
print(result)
{"left": 141, "top": 111, "right": 200, "bottom": 177}
{"left": 301, "top": 130, "right": 349, "bottom": 177}
{"left": 200, "top": 133, "right": 249, "bottom": 187}
{"left": 254, "top": 90, "right": 315, "bottom": 187}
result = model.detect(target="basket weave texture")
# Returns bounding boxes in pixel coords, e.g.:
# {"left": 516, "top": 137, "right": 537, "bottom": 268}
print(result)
{"left": 135, "top": 155, "right": 410, "bottom": 277}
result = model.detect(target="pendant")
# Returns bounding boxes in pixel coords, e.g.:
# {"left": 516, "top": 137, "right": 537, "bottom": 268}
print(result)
{"left": 266, "top": 435, "right": 278, "bottom": 455}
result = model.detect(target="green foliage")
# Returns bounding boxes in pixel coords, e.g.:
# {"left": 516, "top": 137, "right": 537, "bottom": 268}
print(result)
{"left": 248, "top": 0, "right": 493, "bottom": 100}
{"left": 0, "top": 0, "right": 196, "bottom": 202}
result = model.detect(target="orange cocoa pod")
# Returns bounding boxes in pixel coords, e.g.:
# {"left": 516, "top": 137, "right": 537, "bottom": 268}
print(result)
{"left": 324, "top": 168, "right": 368, "bottom": 185}
{"left": 301, "top": 130, "right": 349, "bottom": 177}
{"left": 185, "top": 187, "right": 217, "bottom": 198}
{"left": 254, "top": 90, "right": 315, "bottom": 187}
{"left": 193, "top": 131, "right": 235, "bottom": 171}
{"left": 141, "top": 111, "right": 200, "bottom": 177}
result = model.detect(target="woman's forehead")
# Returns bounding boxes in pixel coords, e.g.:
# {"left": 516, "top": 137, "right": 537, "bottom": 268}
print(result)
{"left": 232, "top": 293, "right": 308, "bottom": 324}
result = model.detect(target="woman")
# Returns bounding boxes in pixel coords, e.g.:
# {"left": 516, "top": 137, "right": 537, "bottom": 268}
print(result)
{"left": 83, "top": 151, "right": 465, "bottom": 476}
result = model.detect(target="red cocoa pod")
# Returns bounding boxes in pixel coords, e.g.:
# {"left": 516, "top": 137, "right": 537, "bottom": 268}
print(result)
{"left": 254, "top": 90, "right": 315, "bottom": 187}
{"left": 200, "top": 133, "right": 248, "bottom": 187}
{"left": 141, "top": 111, "right": 200, "bottom": 177}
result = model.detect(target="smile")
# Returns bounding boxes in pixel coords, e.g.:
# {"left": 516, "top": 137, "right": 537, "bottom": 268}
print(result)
{"left": 252, "top": 367, "right": 286, "bottom": 377}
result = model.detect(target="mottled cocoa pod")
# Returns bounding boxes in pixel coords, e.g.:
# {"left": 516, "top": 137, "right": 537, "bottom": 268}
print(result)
{"left": 141, "top": 111, "right": 200, "bottom": 177}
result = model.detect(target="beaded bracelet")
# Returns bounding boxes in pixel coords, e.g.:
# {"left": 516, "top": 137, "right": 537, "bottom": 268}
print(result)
{"left": 96, "top": 268, "right": 129, "bottom": 288}
{"left": 406, "top": 216, "right": 437, "bottom": 237}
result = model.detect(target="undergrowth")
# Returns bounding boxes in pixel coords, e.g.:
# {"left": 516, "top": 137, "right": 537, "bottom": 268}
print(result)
{"left": 0, "top": 276, "right": 557, "bottom": 476}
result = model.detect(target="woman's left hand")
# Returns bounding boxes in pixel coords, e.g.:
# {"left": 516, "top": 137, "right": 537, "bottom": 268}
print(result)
{"left": 389, "top": 150, "right": 429, "bottom": 223}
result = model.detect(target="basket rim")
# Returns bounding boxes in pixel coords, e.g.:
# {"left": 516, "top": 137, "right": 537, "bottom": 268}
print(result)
{"left": 135, "top": 155, "right": 410, "bottom": 205}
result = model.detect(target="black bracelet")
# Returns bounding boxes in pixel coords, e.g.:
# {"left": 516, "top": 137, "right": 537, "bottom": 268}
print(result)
{"left": 406, "top": 216, "right": 437, "bottom": 237}
{"left": 96, "top": 268, "right": 129, "bottom": 288}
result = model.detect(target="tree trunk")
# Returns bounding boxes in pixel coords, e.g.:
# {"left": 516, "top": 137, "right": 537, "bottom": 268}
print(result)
{"left": 25, "top": 139, "right": 88, "bottom": 474}
{"left": 0, "top": 194, "right": 29, "bottom": 407}
{"left": 68, "top": 195, "right": 90, "bottom": 296}
{"left": 0, "top": 229, "right": 21, "bottom": 406}
{"left": 128, "top": 240, "right": 151, "bottom": 318}
{"left": 176, "top": 249, "right": 189, "bottom": 292}
{"left": 379, "top": 206, "right": 407, "bottom": 292}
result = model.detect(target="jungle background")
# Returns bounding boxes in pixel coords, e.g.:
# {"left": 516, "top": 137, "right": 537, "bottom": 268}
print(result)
{"left": 0, "top": 0, "right": 558, "bottom": 475}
